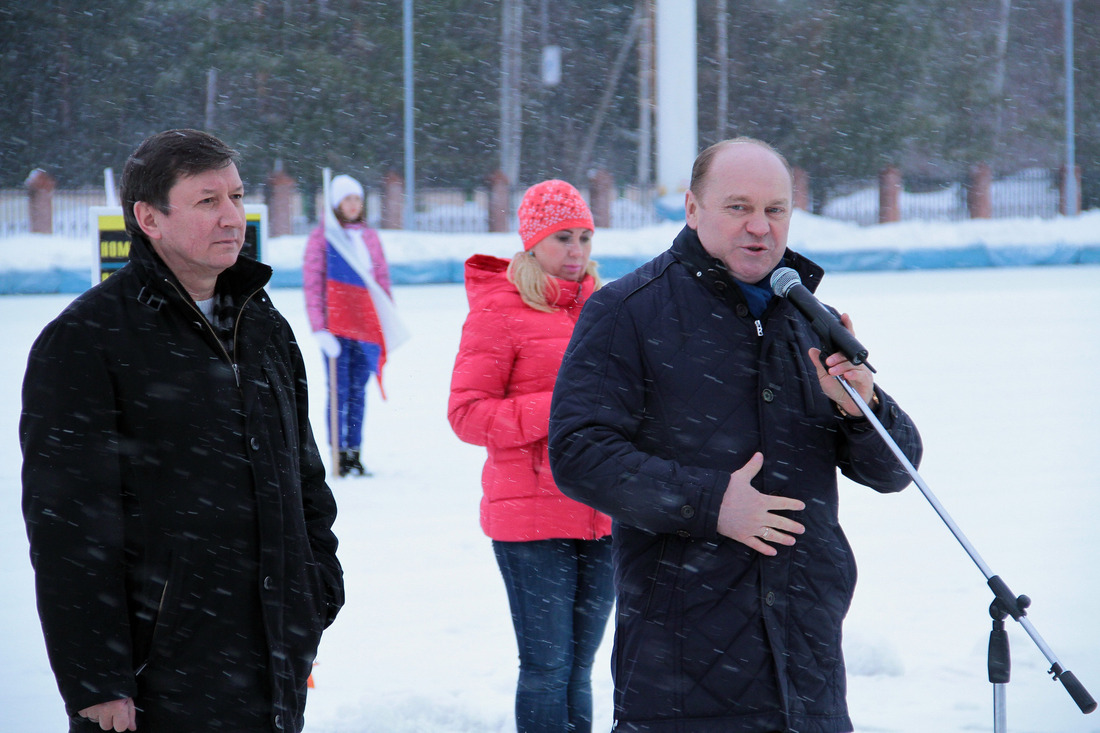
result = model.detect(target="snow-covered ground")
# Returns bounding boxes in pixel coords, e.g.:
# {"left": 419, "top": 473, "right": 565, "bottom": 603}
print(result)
{"left": 6, "top": 208, "right": 1100, "bottom": 288}
{"left": 2, "top": 213, "right": 1099, "bottom": 732}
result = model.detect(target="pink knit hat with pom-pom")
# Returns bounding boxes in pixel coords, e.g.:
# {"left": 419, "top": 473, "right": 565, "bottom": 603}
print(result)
{"left": 517, "top": 180, "right": 594, "bottom": 251}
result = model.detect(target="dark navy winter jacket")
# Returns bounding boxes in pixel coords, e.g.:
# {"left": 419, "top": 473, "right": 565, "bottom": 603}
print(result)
{"left": 21, "top": 236, "right": 343, "bottom": 732}
{"left": 549, "top": 226, "right": 922, "bottom": 733}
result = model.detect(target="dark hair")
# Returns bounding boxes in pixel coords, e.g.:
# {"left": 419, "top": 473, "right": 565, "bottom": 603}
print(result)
{"left": 334, "top": 205, "right": 366, "bottom": 226}
{"left": 120, "top": 129, "right": 240, "bottom": 244}
{"left": 689, "top": 137, "right": 792, "bottom": 200}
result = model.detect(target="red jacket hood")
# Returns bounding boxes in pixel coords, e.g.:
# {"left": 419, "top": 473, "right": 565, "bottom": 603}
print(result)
{"left": 462, "top": 253, "right": 594, "bottom": 311}
{"left": 462, "top": 254, "right": 511, "bottom": 307}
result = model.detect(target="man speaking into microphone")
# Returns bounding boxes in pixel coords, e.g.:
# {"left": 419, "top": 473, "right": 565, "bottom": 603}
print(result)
{"left": 549, "top": 137, "right": 923, "bottom": 733}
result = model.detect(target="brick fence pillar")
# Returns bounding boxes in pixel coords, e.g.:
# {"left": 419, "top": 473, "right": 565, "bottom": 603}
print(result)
{"left": 878, "top": 165, "right": 902, "bottom": 224}
{"left": 381, "top": 170, "right": 404, "bottom": 230}
{"left": 266, "top": 166, "right": 296, "bottom": 236}
{"left": 967, "top": 162, "right": 993, "bottom": 219}
{"left": 1060, "top": 164, "right": 1081, "bottom": 216}
{"left": 792, "top": 167, "right": 811, "bottom": 212}
{"left": 488, "top": 170, "right": 511, "bottom": 233}
{"left": 588, "top": 169, "right": 614, "bottom": 229}
{"left": 26, "top": 169, "right": 56, "bottom": 234}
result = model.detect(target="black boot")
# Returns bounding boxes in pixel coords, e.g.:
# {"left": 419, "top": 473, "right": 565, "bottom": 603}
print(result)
{"left": 342, "top": 449, "right": 371, "bottom": 477}
{"left": 337, "top": 450, "right": 352, "bottom": 477}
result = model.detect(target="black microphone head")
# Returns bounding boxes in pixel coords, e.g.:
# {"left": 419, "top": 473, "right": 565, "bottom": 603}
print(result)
{"left": 770, "top": 267, "right": 800, "bottom": 297}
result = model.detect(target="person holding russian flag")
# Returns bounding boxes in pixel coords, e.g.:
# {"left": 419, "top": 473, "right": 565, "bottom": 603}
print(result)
{"left": 304, "top": 173, "right": 406, "bottom": 478}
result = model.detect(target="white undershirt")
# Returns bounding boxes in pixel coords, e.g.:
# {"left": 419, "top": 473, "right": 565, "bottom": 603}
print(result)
{"left": 195, "top": 297, "right": 215, "bottom": 322}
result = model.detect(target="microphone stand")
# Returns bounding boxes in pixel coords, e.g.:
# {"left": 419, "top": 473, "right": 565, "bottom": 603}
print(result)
{"left": 832, "top": 375, "right": 1096, "bottom": 730}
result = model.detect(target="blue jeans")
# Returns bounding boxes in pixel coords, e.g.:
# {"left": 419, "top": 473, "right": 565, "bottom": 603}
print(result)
{"left": 493, "top": 537, "right": 615, "bottom": 733}
{"left": 323, "top": 338, "right": 380, "bottom": 450}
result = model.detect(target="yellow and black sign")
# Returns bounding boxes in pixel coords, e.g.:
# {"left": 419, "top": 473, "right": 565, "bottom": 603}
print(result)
{"left": 90, "top": 205, "right": 267, "bottom": 285}
{"left": 91, "top": 210, "right": 130, "bottom": 282}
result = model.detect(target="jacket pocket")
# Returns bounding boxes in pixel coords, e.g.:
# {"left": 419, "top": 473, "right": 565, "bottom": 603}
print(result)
{"left": 133, "top": 545, "right": 192, "bottom": 677}
{"left": 133, "top": 580, "right": 167, "bottom": 677}
{"left": 642, "top": 536, "right": 680, "bottom": 625}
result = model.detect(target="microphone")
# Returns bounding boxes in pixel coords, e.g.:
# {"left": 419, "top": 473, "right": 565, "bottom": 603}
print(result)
{"left": 770, "top": 267, "right": 874, "bottom": 370}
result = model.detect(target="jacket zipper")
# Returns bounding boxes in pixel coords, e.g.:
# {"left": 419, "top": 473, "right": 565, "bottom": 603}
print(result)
{"left": 162, "top": 278, "right": 263, "bottom": 387}
{"left": 130, "top": 280, "right": 264, "bottom": 675}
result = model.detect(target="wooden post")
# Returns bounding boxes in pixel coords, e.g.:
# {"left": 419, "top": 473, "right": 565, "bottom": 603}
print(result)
{"left": 589, "top": 169, "right": 614, "bottom": 229}
{"left": 967, "top": 162, "right": 993, "bottom": 219}
{"left": 488, "top": 170, "right": 511, "bottom": 233}
{"left": 381, "top": 170, "right": 404, "bottom": 230}
{"left": 1060, "top": 164, "right": 1081, "bottom": 216}
{"left": 792, "top": 167, "right": 811, "bottom": 212}
{"left": 26, "top": 169, "right": 56, "bottom": 234}
{"left": 878, "top": 165, "right": 902, "bottom": 224}
{"left": 266, "top": 166, "right": 296, "bottom": 236}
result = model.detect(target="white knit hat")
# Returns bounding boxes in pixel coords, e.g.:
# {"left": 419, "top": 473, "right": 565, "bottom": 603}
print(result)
{"left": 330, "top": 174, "right": 364, "bottom": 209}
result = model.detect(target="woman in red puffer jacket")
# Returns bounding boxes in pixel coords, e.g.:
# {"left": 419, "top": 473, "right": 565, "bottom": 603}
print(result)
{"left": 448, "top": 180, "right": 613, "bottom": 733}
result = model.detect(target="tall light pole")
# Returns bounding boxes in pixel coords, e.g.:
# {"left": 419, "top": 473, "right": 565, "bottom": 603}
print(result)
{"left": 403, "top": 0, "right": 416, "bottom": 229}
{"left": 655, "top": 0, "right": 697, "bottom": 198}
{"left": 715, "top": 0, "right": 728, "bottom": 141}
{"left": 636, "top": 0, "right": 653, "bottom": 186}
{"left": 500, "top": 0, "right": 523, "bottom": 184}
{"left": 1063, "top": 0, "right": 1076, "bottom": 215}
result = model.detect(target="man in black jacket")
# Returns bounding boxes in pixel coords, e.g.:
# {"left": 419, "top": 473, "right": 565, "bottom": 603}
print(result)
{"left": 549, "top": 138, "right": 922, "bottom": 732}
{"left": 21, "top": 129, "right": 343, "bottom": 733}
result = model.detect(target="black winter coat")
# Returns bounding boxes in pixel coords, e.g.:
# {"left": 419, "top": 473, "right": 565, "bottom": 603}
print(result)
{"left": 549, "top": 226, "right": 922, "bottom": 733}
{"left": 21, "top": 237, "right": 343, "bottom": 733}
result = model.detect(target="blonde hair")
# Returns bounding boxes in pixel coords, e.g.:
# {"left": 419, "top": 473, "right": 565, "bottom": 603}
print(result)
{"left": 506, "top": 251, "right": 601, "bottom": 313}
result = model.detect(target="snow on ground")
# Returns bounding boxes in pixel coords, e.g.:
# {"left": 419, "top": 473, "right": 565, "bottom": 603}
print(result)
{"left": 1, "top": 214, "right": 1099, "bottom": 732}
{"left": 6, "top": 208, "right": 1100, "bottom": 278}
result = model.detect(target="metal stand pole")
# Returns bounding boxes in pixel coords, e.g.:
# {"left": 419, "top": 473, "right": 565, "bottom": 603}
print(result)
{"left": 833, "top": 375, "right": 1096, "bottom": 723}
{"left": 989, "top": 596, "right": 1018, "bottom": 733}
{"left": 329, "top": 354, "right": 340, "bottom": 475}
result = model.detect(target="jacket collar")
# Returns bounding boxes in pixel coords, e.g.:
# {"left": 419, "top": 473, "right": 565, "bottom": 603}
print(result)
{"left": 670, "top": 224, "right": 825, "bottom": 297}
{"left": 127, "top": 235, "right": 273, "bottom": 306}
{"left": 462, "top": 252, "right": 594, "bottom": 311}
{"left": 547, "top": 272, "right": 595, "bottom": 310}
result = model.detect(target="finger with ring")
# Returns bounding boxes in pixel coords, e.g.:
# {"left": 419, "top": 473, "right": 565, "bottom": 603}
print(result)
{"left": 761, "top": 527, "right": 771, "bottom": 540}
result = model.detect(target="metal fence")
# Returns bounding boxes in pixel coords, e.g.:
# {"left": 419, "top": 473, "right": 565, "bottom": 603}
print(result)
{"left": 0, "top": 188, "right": 271, "bottom": 239}
{"left": 819, "top": 168, "right": 1060, "bottom": 225}
{"left": 1, "top": 187, "right": 108, "bottom": 238}
{"left": 988, "top": 167, "right": 1061, "bottom": 218}
{"left": 0, "top": 168, "right": 1066, "bottom": 239}
{"left": 412, "top": 188, "right": 492, "bottom": 233}
{"left": 299, "top": 183, "right": 663, "bottom": 234}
